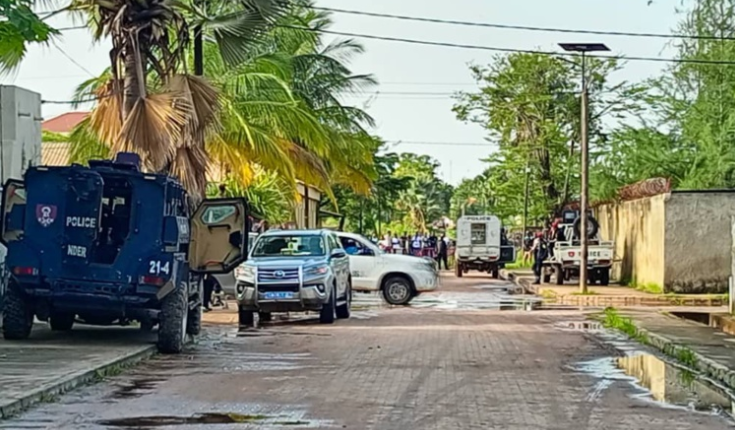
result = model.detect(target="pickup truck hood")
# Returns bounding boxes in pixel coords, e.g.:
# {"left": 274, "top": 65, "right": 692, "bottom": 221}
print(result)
{"left": 248, "top": 257, "right": 325, "bottom": 267}
{"left": 379, "top": 253, "right": 430, "bottom": 266}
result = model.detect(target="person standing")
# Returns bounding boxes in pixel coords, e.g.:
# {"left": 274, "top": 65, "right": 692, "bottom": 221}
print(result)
{"left": 202, "top": 274, "right": 218, "bottom": 312}
{"left": 436, "top": 234, "right": 449, "bottom": 270}
{"left": 531, "top": 231, "right": 549, "bottom": 285}
{"left": 522, "top": 231, "right": 534, "bottom": 265}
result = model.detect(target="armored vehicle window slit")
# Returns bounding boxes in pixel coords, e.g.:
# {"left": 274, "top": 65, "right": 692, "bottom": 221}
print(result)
{"left": 93, "top": 177, "right": 133, "bottom": 264}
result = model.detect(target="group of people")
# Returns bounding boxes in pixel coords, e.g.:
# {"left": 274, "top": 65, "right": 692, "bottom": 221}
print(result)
{"left": 522, "top": 219, "right": 567, "bottom": 285}
{"left": 378, "top": 231, "right": 452, "bottom": 270}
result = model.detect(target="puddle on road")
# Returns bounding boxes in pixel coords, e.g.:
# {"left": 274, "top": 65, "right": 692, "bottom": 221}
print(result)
{"left": 110, "top": 378, "right": 166, "bottom": 399}
{"left": 572, "top": 353, "right": 735, "bottom": 417}
{"left": 98, "top": 411, "right": 327, "bottom": 428}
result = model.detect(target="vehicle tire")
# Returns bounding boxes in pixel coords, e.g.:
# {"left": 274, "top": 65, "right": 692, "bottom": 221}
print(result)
{"left": 157, "top": 285, "right": 188, "bottom": 354}
{"left": 187, "top": 280, "right": 203, "bottom": 336}
{"left": 599, "top": 268, "right": 610, "bottom": 286}
{"left": 542, "top": 269, "right": 551, "bottom": 284}
{"left": 336, "top": 282, "right": 351, "bottom": 319}
{"left": 455, "top": 263, "right": 463, "bottom": 278}
{"left": 573, "top": 215, "right": 599, "bottom": 239}
{"left": 491, "top": 267, "right": 500, "bottom": 279}
{"left": 258, "top": 312, "right": 272, "bottom": 322}
{"left": 238, "top": 306, "right": 255, "bottom": 327}
{"left": 382, "top": 275, "right": 413, "bottom": 306}
{"left": 554, "top": 265, "right": 564, "bottom": 285}
{"left": 319, "top": 286, "right": 336, "bottom": 324}
{"left": 3, "top": 284, "right": 33, "bottom": 340}
{"left": 589, "top": 270, "right": 598, "bottom": 285}
{"left": 49, "top": 312, "right": 75, "bottom": 331}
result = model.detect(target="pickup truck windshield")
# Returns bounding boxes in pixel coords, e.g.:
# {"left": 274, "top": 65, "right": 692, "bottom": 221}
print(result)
{"left": 252, "top": 235, "right": 326, "bottom": 257}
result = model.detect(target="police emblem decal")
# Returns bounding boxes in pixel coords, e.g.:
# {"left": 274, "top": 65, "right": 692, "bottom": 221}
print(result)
{"left": 36, "top": 204, "right": 57, "bottom": 227}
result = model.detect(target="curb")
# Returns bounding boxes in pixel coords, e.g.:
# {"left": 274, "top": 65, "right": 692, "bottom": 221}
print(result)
{"left": 501, "top": 270, "right": 727, "bottom": 308}
{"left": 607, "top": 315, "right": 735, "bottom": 391}
{"left": 0, "top": 345, "right": 156, "bottom": 419}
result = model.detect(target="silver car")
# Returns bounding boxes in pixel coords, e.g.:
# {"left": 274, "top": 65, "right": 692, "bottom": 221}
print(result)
{"left": 235, "top": 229, "right": 351, "bottom": 326}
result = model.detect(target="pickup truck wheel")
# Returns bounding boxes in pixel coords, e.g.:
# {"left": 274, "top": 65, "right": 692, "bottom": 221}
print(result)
{"left": 258, "top": 312, "right": 272, "bottom": 322}
{"left": 238, "top": 306, "right": 254, "bottom": 327}
{"left": 455, "top": 263, "right": 463, "bottom": 278}
{"left": 2, "top": 283, "right": 33, "bottom": 340}
{"left": 49, "top": 312, "right": 75, "bottom": 331}
{"left": 336, "top": 283, "right": 351, "bottom": 319}
{"left": 542, "top": 269, "right": 551, "bottom": 284}
{"left": 599, "top": 268, "right": 610, "bottom": 286}
{"left": 491, "top": 267, "right": 500, "bottom": 279}
{"left": 157, "top": 285, "right": 188, "bottom": 354}
{"left": 382, "top": 276, "right": 413, "bottom": 306}
{"left": 554, "top": 265, "right": 564, "bottom": 285}
{"left": 319, "top": 286, "right": 336, "bottom": 324}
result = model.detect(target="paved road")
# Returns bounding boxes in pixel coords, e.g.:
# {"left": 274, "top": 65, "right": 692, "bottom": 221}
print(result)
{"left": 2, "top": 273, "right": 731, "bottom": 429}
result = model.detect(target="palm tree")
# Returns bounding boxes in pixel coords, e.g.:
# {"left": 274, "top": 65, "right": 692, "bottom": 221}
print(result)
{"left": 65, "top": 0, "right": 291, "bottom": 198}
{"left": 69, "top": 2, "right": 378, "bottom": 202}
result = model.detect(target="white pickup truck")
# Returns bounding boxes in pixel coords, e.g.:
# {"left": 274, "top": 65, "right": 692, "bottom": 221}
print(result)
{"left": 336, "top": 232, "right": 439, "bottom": 305}
{"left": 543, "top": 211, "right": 614, "bottom": 285}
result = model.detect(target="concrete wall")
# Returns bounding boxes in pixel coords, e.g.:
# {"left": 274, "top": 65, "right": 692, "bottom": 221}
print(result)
{"left": 663, "top": 192, "right": 735, "bottom": 294}
{"left": 595, "top": 194, "right": 667, "bottom": 290}
{"left": 596, "top": 191, "right": 735, "bottom": 294}
{"left": 0, "top": 86, "right": 42, "bottom": 182}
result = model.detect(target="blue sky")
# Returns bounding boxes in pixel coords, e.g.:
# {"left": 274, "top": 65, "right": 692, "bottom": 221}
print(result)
{"left": 2, "top": 0, "right": 683, "bottom": 184}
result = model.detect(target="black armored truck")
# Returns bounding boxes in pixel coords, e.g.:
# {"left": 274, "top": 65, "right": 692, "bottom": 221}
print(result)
{"left": 0, "top": 153, "right": 249, "bottom": 353}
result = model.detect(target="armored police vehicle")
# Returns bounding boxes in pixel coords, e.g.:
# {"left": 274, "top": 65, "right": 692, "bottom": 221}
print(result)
{"left": 0, "top": 153, "right": 249, "bottom": 353}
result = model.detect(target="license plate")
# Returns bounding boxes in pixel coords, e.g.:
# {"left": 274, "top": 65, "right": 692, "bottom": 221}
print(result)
{"left": 264, "top": 291, "right": 293, "bottom": 300}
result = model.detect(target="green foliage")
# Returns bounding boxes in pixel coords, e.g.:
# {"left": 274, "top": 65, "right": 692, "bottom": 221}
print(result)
{"left": 206, "top": 170, "right": 292, "bottom": 224}
{"left": 452, "top": 52, "right": 638, "bottom": 224}
{"left": 0, "top": 0, "right": 59, "bottom": 73}
{"left": 333, "top": 151, "right": 451, "bottom": 236}
{"left": 41, "top": 130, "right": 68, "bottom": 143}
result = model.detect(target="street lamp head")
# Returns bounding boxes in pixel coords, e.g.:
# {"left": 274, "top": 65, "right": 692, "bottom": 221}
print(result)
{"left": 558, "top": 43, "right": 610, "bottom": 53}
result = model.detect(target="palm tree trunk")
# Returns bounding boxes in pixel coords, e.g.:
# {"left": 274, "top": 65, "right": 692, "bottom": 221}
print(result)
{"left": 122, "top": 49, "right": 141, "bottom": 121}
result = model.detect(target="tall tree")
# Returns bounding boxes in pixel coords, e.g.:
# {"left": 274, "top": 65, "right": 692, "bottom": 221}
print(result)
{"left": 453, "top": 53, "right": 636, "bottom": 218}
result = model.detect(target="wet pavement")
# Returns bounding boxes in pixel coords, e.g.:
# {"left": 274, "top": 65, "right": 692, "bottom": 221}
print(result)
{"left": 1, "top": 275, "right": 733, "bottom": 429}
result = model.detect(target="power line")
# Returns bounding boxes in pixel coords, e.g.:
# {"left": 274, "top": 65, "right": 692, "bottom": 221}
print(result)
{"left": 387, "top": 140, "right": 494, "bottom": 147}
{"left": 282, "top": 25, "right": 735, "bottom": 66}
{"left": 313, "top": 6, "right": 735, "bottom": 42}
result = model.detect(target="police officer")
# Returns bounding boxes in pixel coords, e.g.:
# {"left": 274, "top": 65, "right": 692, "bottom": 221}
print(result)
{"left": 531, "top": 230, "right": 549, "bottom": 285}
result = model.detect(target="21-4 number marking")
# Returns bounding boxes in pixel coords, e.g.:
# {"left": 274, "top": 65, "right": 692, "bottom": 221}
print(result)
{"left": 149, "top": 260, "right": 170, "bottom": 275}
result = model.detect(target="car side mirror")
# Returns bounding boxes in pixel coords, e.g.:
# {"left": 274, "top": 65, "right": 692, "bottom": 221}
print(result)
{"left": 331, "top": 249, "right": 346, "bottom": 259}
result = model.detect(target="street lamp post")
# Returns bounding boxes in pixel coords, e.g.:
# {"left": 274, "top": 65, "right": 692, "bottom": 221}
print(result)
{"left": 558, "top": 43, "right": 609, "bottom": 294}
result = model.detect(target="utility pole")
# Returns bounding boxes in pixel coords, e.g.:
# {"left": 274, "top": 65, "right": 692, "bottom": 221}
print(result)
{"left": 522, "top": 159, "right": 530, "bottom": 236}
{"left": 579, "top": 52, "right": 590, "bottom": 294}
{"left": 558, "top": 43, "right": 609, "bottom": 294}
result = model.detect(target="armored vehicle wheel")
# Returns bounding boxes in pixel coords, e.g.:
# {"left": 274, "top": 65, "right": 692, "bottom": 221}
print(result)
{"left": 2, "top": 284, "right": 33, "bottom": 340}
{"left": 599, "top": 268, "right": 610, "bottom": 286}
{"left": 187, "top": 279, "right": 203, "bottom": 336}
{"left": 455, "top": 263, "right": 463, "bottom": 278}
{"left": 258, "top": 312, "right": 272, "bottom": 322}
{"left": 491, "top": 267, "right": 500, "bottom": 279}
{"left": 319, "top": 286, "right": 336, "bottom": 324}
{"left": 49, "top": 312, "right": 75, "bottom": 331}
{"left": 157, "top": 286, "right": 188, "bottom": 354}
{"left": 336, "top": 283, "right": 351, "bottom": 319}
{"left": 238, "top": 306, "right": 254, "bottom": 327}
{"left": 187, "top": 304, "right": 202, "bottom": 335}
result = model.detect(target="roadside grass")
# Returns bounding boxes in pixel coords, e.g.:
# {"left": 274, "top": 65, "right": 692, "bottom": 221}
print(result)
{"left": 505, "top": 254, "right": 532, "bottom": 270}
